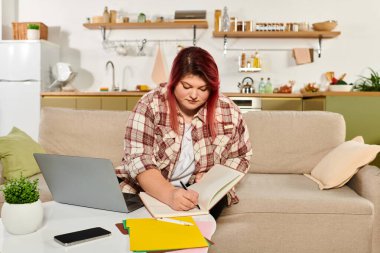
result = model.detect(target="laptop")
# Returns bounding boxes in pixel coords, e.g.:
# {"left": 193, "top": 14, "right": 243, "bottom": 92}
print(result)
{"left": 33, "top": 153, "right": 144, "bottom": 213}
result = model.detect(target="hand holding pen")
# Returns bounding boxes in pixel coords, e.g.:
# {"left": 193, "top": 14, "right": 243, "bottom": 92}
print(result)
{"left": 180, "top": 181, "right": 201, "bottom": 210}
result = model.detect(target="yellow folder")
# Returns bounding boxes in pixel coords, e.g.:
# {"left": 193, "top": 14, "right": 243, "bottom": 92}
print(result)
{"left": 125, "top": 216, "right": 208, "bottom": 252}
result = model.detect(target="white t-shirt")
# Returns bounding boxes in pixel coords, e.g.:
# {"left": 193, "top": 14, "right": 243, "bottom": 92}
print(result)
{"left": 170, "top": 123, "right": 195, "bottom": 187}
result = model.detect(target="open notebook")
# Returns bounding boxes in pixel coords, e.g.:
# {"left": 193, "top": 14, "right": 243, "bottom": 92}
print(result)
{"left": 139, "top": 164, "right": 245, "bottom": 218}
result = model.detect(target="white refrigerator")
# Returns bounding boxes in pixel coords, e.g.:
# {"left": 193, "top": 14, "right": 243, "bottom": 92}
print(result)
{"left": 0, "top": 40, "right": 59, "bottom": 140}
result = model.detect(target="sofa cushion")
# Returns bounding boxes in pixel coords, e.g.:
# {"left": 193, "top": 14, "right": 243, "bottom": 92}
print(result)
{"left": 243, "top": 111, "right": 346, "bottom": 174}
{"left": 0, "top": 163, "right": 4, "bottom": 185}
{"left": 305, "top": 136, "right": 380, "bottom": 189}
{"left": 0, "top": 127, "right": 45, "bottom": 179}
{"left": 39, "top": 108, "right": 132, "bottom": 167}
{"left": 223, "top": 174, "right": 373, "bottom": 216}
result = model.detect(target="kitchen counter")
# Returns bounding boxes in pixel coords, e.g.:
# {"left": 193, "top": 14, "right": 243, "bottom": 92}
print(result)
{"left": 41, "top": 91, "right": 148, "bottom": 96}
{"left": 42, "top": 91, "right": 305, "bottom": 97}
{"left": 302, "top": 91, "right": 380, "bottom": 97}
{"left": 41, "top": 91, "right": 380, "bottom": 97}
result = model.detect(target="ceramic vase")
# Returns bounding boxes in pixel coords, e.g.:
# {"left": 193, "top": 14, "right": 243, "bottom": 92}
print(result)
{"left": 27, "top": 29, "right": 40, "bottom": 40}
{"left": 1, "top": 199, "right": 43, "bottom": 235}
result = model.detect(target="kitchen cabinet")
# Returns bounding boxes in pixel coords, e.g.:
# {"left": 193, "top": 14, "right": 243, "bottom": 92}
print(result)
{"left": 325, "top": 95, "right": 380, "bottom": 167}
{"left": 126, "top": 96, "right": 142, "bottom": 111}
{"left": 76, "top": 97, "right": 101, "bottom": 110}
{"left": 261, "top": 97, "right": 303, "bottom": 111}
{"left": 102, "top": 97, "right": 127, "bottom": 111}
{"left": 303, "top": 97, "right": 325, "bottom": 111}
{"left": 41, "top": 97, "right": 76, "bottom": 109}
{"left": 41, "top": 93, "right": 144, "bottom": 111}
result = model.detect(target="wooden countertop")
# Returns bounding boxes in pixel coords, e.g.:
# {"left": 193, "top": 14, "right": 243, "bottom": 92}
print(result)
{"left": 41, "top": 91, "right": 148, "bottom": 96}
{"left": 41, "top": 91, "right": 380, "bottom": 97}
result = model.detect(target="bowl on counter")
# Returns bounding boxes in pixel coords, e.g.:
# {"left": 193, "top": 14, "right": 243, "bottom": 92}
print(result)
{"left": 312, "top": 20, "right": 337, "bottom": 31}
{"left": 328, "top": 84, "right": 353, "bottom": 92}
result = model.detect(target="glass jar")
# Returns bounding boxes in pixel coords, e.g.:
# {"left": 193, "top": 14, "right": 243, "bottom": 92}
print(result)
{"left": 138, "top": 13, "right": 146, "bottom": 23}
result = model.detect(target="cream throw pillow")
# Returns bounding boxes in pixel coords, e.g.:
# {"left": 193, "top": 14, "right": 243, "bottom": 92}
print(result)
{"left": 305, "top": 136, "right": 380, "bottom": 190}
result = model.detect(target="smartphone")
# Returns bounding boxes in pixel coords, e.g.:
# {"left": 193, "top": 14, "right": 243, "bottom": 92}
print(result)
{"left": 54, "top": 227, "right": 111, "bottom": 246}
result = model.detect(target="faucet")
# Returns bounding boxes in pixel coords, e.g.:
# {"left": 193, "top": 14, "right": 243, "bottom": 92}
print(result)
{"left": 106, "top": 61, "right": 118, "bottom": 91}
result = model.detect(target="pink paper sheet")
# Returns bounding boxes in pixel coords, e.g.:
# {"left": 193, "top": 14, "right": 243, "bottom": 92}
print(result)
{"left": 169, "top": 220, "right": 214, "bottom": 253}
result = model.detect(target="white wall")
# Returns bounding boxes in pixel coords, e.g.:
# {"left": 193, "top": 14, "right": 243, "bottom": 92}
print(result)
{"left": 0, "top": 0, "right": 2, "bottom": 38}
{"left": 1, "top": 0, "right": 17, "bottom": 39}
{"left": 14, "top": 0, "right": 380, "bottom": 92}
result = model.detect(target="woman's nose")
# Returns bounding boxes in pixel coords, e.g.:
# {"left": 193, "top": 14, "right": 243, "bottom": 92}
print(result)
{"left": 189, "top": 89, "right": 198, "bottom": 99}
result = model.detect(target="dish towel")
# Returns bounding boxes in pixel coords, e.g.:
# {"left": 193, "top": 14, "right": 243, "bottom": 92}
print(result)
{"left": 293, "top": 48, "right": 313, "bottom": 65}
{"left": 151, "top": 45, "right": 168, "bottom": 85}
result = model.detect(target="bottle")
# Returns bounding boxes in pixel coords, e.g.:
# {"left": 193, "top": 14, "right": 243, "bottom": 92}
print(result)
{"left": 214, "top": 9, "right": 222, "bottom": 32}
{"left": 221, "top": 6, "right": 230, "bottom": 32}
{"left": 110, "top": 10, "right": 117, "bottom": 23}
{"left": 240, "top": 53, "right": 246, "bottom": 68}
{"left": 103, "top": 7, "right": 110, "bottom": 23}
{"left": 265, "top": 78, "right": 273, "bottom": 93}
{"left": 253, "top": 51, "right": 262, "bottom": 68}
{"left": 250, "top": 54, "right": 255, "bottom": 69}
{"left": 258, "top": 78, "right": 266, "bottom": 94}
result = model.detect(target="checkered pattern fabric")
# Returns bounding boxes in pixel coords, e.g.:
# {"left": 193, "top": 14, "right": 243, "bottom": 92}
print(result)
{"left": 115, "top": 84, "right": 252, "bottom": 205}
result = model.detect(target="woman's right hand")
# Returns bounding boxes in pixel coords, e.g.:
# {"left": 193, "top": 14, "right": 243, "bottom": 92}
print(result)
{"left": 168, "top": 188, "right": 199, "bottom": 211}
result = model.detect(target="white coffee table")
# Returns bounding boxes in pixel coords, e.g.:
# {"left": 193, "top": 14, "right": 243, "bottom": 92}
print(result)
{"left": 0, "top": 201, "right": 216, "bottom": 253}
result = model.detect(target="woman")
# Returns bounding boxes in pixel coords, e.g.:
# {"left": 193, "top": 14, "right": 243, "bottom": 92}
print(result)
{"left": 116, "top": 46, "right": 252, "bottom": 219}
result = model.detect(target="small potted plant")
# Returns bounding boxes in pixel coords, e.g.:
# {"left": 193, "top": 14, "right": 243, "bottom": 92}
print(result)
{"left": 26, "top": 23, "right": 40, "bottom": 40}
{"left": 354, "top": 68, "right": 380, "bottom": 91}
{"left": 0, "top": 175, "right": 43, "bottom": 235}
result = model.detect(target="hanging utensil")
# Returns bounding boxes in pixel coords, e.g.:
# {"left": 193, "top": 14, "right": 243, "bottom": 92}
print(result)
{"left": 137, "top": 39, "right": 147, "bottom": 56}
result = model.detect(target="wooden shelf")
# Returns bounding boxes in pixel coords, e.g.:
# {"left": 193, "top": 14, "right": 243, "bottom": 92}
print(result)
{"left": 239, "top": 67, "right": 262, "bottom": 72}
{"left": 84, "top": 21, "right": 208, "bottom": 30}
{"left": 213, "top": 31, "right": 341, "bottom": 38}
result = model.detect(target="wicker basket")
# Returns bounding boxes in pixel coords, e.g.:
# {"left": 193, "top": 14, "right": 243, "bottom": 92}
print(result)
{"left": 12, "top": 22, "right": 48, "bottom": 40}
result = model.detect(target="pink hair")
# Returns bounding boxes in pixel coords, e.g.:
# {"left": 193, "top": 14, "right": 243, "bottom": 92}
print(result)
{"left": 167, "top": 47, "right": 220, "bottom": 138}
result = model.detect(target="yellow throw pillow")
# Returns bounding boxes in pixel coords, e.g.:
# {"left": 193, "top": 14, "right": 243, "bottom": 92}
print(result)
{"left": 0, "top": 127, "right": 45, "bottom": 179}
{"left": 305, "top": 136, "right": 380, "bottom": 190}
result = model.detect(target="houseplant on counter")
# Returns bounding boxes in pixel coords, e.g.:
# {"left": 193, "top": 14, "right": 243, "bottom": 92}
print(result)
{"left": 26, "top": 23, "right": 40, "bottom": 40}
{"left": 0, "top": 175, "right": 43, "bottom": 235}
{"left": 355, "top": 68, "right": 380, "bottom": 91}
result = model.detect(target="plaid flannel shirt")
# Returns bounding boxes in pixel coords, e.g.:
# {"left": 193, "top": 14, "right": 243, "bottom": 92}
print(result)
{"left": 115, "top": 83, "right": 252, "bottom": 205}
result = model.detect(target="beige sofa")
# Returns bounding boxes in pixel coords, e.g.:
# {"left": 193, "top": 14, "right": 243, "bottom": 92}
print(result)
{"left": 1, "top": 107, "right": 379, "bottom": 253}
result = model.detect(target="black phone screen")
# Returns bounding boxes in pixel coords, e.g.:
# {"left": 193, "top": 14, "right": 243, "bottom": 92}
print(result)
{"left": 54, "top": 227, "right": 111, "bottom": 246}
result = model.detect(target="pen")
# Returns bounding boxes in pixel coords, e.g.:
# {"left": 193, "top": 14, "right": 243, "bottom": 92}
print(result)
{"left": 180, "top": 181, "right": 201, "bottom": 210}
{"left": 156, "top": 217, "right": 194, "bottom": 226}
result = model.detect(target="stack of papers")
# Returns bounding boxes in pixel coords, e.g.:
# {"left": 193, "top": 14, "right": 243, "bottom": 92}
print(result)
{"left": 124, "top": 216, "right": 209, "bottom": 252}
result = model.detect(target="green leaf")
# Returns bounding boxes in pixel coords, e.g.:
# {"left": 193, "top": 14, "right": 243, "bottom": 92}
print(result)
{"left": 355, "top": 68, "right": 380, "bottom": 91}
{"left": 27, "top": 24, "right": 40, "bottom": 30}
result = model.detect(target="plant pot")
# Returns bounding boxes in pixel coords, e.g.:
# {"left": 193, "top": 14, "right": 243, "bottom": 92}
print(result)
{"left": 27, "top": 29, "right": 40, "bottom": 40}
{"left": 1, "top": 199, "right": 43, "bottom": 235}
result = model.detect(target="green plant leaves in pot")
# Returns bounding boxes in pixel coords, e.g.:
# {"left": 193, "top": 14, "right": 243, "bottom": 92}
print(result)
{"left": 355, "top": 68, "right": 380, "bottom": 91}
{"left": 27, "top": 24, "right": 40, "bottom": 30}
{"left": 1, "top": 175, "right": 40, "bottom": 204}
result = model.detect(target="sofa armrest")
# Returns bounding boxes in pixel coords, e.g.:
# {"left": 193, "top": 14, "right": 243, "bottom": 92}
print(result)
{"left": 349, "top": 165, "right": 380, "bottom": 201}
{"left": 348, "top": 165, "right": 380, "bottom": 253}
